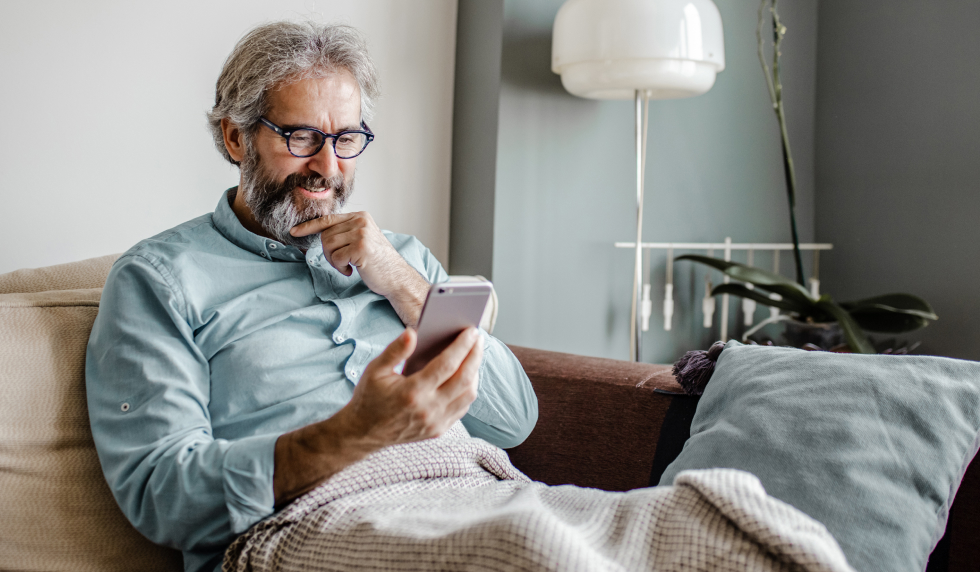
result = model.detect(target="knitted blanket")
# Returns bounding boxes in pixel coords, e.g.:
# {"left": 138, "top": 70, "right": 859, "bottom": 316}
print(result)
{"left": 224, "top": 425, "right": 853, "bottom": 572}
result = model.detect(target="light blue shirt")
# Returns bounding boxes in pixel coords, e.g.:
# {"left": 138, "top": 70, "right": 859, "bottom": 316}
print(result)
{"left": 86, "top": 189, "right": 537, "bottom": 572}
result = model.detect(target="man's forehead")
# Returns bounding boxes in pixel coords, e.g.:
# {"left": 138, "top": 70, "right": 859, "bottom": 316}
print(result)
{"left": 266, "top": 70, "right": 362, "bottom": 128}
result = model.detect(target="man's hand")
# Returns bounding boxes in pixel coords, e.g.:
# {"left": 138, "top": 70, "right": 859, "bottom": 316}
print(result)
{"left": 272, "top": 327, "right": 483, "bottom": 506}
{"left": 291, "top": 212, "right": 428, "bottom": 326}
{"left": 341, "top": 327, "right": 482, "bottom": 447}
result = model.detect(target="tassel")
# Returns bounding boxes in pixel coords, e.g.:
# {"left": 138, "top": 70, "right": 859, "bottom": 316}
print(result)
{"left": 672, "top": 341, "right": 726, "bottom": 396}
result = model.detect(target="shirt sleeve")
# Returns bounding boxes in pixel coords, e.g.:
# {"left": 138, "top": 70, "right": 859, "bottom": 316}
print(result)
{"left": 415, "top": 243, "right": 539, "bottom": 449}
{"left": 85, "top": 252, "right": 278, "bottom": 552}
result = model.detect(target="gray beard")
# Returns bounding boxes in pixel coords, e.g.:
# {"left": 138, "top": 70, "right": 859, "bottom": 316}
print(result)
{"left": 239, "top": 141, "right": 353, "bottom": 250}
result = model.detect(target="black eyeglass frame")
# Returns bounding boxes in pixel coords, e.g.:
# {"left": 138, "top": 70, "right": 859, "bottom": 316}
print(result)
{"left": 258, "top": 117, "right": 375, "bottom": 159}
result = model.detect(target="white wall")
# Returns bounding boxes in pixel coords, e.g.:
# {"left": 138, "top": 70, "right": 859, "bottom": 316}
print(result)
{"left": 0, "top": 0, "right": 457, "bottom": 273}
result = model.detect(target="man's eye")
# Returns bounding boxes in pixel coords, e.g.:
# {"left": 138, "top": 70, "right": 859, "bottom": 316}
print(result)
{"left": 336, "top": 133, "right": 364, "bottom": 151}
{"left": 291, "top": 131, "right": 319, "bottom": 146}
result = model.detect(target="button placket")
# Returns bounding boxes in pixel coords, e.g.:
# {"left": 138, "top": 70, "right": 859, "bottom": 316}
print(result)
{"left": 332, "top": 298, "right": 354, "bottom": 344}
{"left": 345, "top": 342, "right": 369, "bottom": 383}
{"left": 310, "top": 256, "right": 337, "bottom": 301}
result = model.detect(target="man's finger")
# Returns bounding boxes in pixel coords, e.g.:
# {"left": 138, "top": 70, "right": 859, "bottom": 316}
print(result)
{"left": 443, "top": 384, "right": 478, "bottom": 421}
{"left": 321, "top": 230, "right": 357, "bottom": 259}
{"left": 289, "top": 212, "right": 355, "bottom": 237}
{"left": 414, "top": 328, "right": 480, "bottom": 384}
{"left": 366, "top": 329, "right": 416, "bottom": 373}
{"left": 437, "top": 334, "right": 483, "bottom": 395}
{"left": 325, "top": 244, "right": 355, "bottom": 276}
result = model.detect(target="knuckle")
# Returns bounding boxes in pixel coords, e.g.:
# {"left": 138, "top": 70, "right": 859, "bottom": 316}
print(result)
{"left": 434, "top": 361, "right": 456, "bottom": 380}
{"left": 412, "top": 408, "right": 431, "bottom": 428}
{"left": 401, "top": 389, "right": 420, "bottom": 410}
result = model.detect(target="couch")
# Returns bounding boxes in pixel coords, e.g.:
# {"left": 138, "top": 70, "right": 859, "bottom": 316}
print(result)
{"left": 0, "top": 255, "right": 976, "bottom": 571}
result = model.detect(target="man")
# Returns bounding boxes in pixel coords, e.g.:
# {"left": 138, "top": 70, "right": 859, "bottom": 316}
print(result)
{"left": 86, "top": 21, "right": 537, "bottom": 572}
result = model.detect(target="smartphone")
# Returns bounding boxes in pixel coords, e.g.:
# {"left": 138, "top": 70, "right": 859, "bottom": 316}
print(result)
{"left": 403, "top": 280, "right": 493, "bottom": 375}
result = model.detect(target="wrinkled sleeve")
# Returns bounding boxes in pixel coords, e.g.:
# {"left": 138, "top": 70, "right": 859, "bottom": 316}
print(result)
{"left": 415, "top": 243, "right": 539, "bottom": 449}
{"left": 85, "top": 253, "right": 278, "bottom": 552}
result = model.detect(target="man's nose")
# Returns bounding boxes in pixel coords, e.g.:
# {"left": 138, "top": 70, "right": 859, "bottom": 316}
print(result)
{"left": 307, "top": 143, "right": 342, "bottom": 179}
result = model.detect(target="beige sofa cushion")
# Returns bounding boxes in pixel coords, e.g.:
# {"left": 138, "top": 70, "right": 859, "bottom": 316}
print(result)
{"left": 0, "top": 274, "right": 182, "bottom": 570}
{"left": 0, "top": 254, "right": 120, "bottom": 294}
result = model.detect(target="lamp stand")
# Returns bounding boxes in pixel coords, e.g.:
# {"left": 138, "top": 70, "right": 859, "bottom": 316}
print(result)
{"left": 629, "top": 90, "right": 646, "bottom": 362}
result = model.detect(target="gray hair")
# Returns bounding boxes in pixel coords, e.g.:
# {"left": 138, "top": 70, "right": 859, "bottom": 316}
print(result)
{"left": 207, "top": 21, "right": 380, "bottom": 164}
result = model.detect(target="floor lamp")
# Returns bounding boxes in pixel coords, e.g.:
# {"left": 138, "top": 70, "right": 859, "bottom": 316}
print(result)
{"left": 552, "top": 0, "right": 726, "bottom": 362}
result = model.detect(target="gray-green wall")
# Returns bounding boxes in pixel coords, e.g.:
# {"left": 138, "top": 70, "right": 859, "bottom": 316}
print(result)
{"left": 449, "top": 0, "right": 504, "bottom": 279}
{"left": 486, "top": 0, "right": 820, "bottom": 362}
{"left": 814, "top": 0, "right": 980, "bottom": 360}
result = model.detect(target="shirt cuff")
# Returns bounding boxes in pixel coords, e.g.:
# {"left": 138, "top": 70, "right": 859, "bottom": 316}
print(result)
{"left": 222, "top": 433, "right": 279, "bottom": 534}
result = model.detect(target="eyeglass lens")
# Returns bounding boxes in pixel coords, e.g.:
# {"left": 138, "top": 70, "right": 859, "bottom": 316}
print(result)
{"left": 287, "top": 129, "right": 368, "bottom": 159}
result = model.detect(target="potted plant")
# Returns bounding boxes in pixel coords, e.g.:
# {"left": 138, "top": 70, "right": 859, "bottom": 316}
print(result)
{"left": 677, "top": 0, "right": 937, "bottom": 354}
{"left": 675, "top": 254, "right": 937, "bottom": 353}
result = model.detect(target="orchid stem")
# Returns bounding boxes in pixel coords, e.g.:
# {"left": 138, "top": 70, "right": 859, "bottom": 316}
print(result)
{"left": 758, "top": 0, "right": 805, "bottom": 287}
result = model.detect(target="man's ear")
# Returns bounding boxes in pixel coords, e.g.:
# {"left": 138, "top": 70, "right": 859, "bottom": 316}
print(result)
{"left": 221, "top": 117, "right": 246, "bottom": 164}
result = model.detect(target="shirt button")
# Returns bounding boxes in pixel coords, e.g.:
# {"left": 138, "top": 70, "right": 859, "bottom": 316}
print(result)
{"left": 349, "top": 369, "right": 359, "bottom": 378}
{"left": 260, "top": 252, "right": 268, "bottom": 258}
{"left": 334, "top": 333, "right": 346, "bottom": 343}
{"left": 268, "top": 243, "right": 278, "bottom": 249}
{"left": 120, "top": 402, "right": 130, "bottom": 412}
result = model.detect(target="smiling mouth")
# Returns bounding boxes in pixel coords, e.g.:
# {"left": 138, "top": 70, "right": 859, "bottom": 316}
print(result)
{"left": 300, "top": 186, "right": 330, "bottom": 194}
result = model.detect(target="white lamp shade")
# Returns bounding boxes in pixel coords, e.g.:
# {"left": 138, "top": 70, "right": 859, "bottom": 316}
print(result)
{"left": 552, "top": 0, "right": 725, "bottom": 100}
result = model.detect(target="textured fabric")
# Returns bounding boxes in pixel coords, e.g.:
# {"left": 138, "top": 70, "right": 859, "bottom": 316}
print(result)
{"left": 225, "top": 424, "right": 854, "bottom": 572}
{"left": 0, "top": 253, "right": 119, "bottom": 294}
{"left": 506, "top": 345, "right": 679, "bottom": 491}
{"left": 86, "top": 189, "right": 537, "bottom": 572}
{"left": 659, "top": 341, "right": 980, "bottom": 572}
{"left": 0, "top": 288, "right": 182, "bottom": 572}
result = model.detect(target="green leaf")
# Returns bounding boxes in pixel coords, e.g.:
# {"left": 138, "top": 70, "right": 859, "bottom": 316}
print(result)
{"left": 752, "top": 283, "right": 820, "bottom": 309}
{"left": 840, "top": 293, "right": 938, "bottom": 321}
{"left": 815, "top": 297, "right": 876, "bottom": 354}
{"left": 675, "top": 254, "right": 815, "bottom": 304}
{"left": 848, "top": 310, "right": 930, "bottom": 333}
{"left": 709, "top": 283, "right": 812, "bottom": 314}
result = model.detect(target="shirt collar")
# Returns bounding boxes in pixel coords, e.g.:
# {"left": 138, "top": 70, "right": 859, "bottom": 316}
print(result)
{"left": 212, "top": 188, "right": 311, "bottom": 263}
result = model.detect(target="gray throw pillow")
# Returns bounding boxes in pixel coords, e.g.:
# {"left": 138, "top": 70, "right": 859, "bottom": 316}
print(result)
{"left": 659, "top": 341, "right": 980, "bottom": 572}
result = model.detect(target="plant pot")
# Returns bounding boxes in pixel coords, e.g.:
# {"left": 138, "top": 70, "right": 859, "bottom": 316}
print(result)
{"left": 781, "top": 319, "right": 846, "bottom": 350}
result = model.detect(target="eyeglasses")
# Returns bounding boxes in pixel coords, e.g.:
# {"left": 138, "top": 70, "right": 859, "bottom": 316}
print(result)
{"left": 258, "top": 117, "right": 375, "bottom": 159}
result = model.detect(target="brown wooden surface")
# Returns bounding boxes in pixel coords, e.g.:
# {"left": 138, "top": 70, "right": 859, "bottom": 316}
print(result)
{"left": 505, "top": 345, "right": 679, "bottom": 491}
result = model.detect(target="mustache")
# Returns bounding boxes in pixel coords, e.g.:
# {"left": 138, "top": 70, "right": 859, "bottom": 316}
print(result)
{"left": 284, "top": 172, "right": 343, "bottom": 195}
{"left": 251, "top": 171, "right": 350, "bottom": 223}
{"left": 272, "top": 172, "right": 347, "bottom": 205}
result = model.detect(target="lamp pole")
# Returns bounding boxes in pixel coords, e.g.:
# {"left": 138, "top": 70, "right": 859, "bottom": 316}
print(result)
{"left": 630, "top": 89, "right": 645, "bottom": 362}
